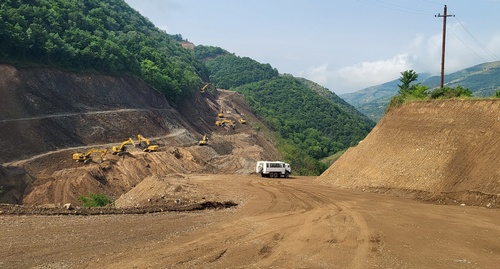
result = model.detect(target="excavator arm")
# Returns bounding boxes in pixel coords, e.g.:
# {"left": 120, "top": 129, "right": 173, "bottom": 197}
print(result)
{"left": 112, "top": 138, "right": 135, "bottom": 155}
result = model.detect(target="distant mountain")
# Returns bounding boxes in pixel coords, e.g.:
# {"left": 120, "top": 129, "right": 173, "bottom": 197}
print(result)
{"left": 341, "top": 61, "right": 500, "bottom": 122}
{"left": 340, "top": 73, "right": 431, "bottom": 122}
{"left": 423, "top": 61, "right": 500, "bottom": 97}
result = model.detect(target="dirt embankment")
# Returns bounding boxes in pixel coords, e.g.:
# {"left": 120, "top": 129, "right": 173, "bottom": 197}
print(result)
{"left": 0, "top": 64, "right": 279, "bottom": 206}
{"left": 317, "top": 99, "right": 500, "bottom": 207}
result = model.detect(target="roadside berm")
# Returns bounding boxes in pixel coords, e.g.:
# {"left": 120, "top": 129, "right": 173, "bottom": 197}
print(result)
{"left": 317, "top": 99, "right": 500, "bottom": 208}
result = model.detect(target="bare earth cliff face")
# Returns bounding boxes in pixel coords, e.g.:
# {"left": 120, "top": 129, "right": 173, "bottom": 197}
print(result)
{"left": 0, "top": 64, "right": 278, "bottom": 205}
{"left": 317, "top": 99, "right": 500, "bottom": 207}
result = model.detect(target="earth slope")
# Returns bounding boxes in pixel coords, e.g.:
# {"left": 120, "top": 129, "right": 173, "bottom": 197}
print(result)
{"left": 0, "top": 64, "right": 278, "bottom": 205}
{"left": 317, "top": 99, "right": 500, "bottom": 207}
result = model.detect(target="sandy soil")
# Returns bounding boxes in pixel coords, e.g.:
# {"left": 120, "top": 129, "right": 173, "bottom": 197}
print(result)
{"left": 1, "top": 65, "right": 500, "bottom": 268}
{"left": 1, "top": 174, "right": 499, "bottom": 269}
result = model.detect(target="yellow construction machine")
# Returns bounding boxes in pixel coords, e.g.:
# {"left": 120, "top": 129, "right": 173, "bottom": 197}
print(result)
{"left": 198, "top": 134, "right": 208, "bottom": 146}
{"left": 72, "top": 148, "right": 107, "bottom": 164}
{"left": 218, "top": 107, "right": 224, "bottom": 118}
{"left": 200, "top": 83, "right": 209, "bottom": 93}
{"left": 239, "top": 118, "right": 247, "bottom": 124}
{"left": 215, "top": 119, "right": 235, "bottom": 127}
{"left": 112, "top": 138, "right": 135, "bottom": 155}
{"left": 137, "top": 134, "right": 159, "bottom": 152}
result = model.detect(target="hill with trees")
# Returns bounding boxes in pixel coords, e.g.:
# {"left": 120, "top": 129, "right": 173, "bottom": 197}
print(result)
{"left": 341, "top": 61, "right": 500, "bottom": 121}
{"left": 194, "top": 47, "right": 375, "bottom": 174}
{"left": 1, "top": 0, "right": 375, "bottom": 175}
{"left": 0, "top": 0, "right": 208, "bottom": 102}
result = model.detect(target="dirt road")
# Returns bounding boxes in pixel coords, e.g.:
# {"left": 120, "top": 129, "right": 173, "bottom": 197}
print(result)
{"left": 1, "top": 175, "right": 499, "bottom": 269}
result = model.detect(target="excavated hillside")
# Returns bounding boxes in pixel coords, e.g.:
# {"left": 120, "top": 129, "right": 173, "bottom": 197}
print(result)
{"left": 0, "top": 64, "right": 279, "bottom": 206}
{"left": 317, "top": 99, "right": 500, "bottom": 207}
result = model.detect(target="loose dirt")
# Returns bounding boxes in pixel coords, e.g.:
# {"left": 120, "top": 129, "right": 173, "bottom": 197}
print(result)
{"left": 1, "top": 65, "right": 499, "bottom": 268}
{"left": 1, "top": 175, "right": 499, "bottom": 269}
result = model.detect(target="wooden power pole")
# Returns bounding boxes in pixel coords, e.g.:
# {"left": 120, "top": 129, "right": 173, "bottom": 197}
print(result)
{"left": 435, "top": 5, "right": 454, "bottom": 88}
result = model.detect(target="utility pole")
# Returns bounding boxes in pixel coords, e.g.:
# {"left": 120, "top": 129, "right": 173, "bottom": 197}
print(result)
{"left": 435, "top": 5, "right": 454, "bottom": 88}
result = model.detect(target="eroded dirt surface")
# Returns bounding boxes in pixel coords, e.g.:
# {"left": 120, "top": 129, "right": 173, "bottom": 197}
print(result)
{"left": 1, "top": 175, "right": 499, "bottom": 269}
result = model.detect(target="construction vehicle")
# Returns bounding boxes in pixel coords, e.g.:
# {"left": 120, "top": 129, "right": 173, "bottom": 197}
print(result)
{"left": 215, "top": 119, "right": 235, "bottom": 127}
{"left": 198, "top": 134, "right": 208, "bottom": 146}
{"left": 72, "top": 148, "right": 107, "bottom": 164}
{"left": 200, "top": 83, "right": 209, "bottom": 93}
{"left": 137, "top": 134, "right": 159, "bottom": 152}
{"left": 256, "top": 161, "right": 291, "bottom": 178}
{"left": 218, "top": 107, "right": 224, "bottom": 118}
{"left": 239, "top": 118, "right": 247, "bottom": 124}
{"left": 112, "top": 138, "right": 135, "bottom": 155}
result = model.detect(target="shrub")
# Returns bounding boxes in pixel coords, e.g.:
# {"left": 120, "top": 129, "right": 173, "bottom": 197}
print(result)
{"left": 495, "top": 90, "right": 500, "bottom": 98}
{"left": 430, "top": 86, "right": 472, "bottom": 99}
{"left": 78, "top": 193, "right": 113, "bottom": 207}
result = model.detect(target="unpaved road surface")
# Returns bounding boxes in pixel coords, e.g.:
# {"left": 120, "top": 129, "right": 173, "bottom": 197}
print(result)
{"left": 1, "top": 175, "right": 499, "bottom": 269}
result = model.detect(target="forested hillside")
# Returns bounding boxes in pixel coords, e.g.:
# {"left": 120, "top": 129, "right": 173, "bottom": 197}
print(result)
{"left": 195, "top": 45, "right": 279, "bottom": 89}
{"left": 195, "top": 46, "right": 375, "bottom": 174}
{"left": 0, "top": 0, "right": 207, "bottom": 102}
{"left": 1, "top": 0, "right": 375, "bottom": 175}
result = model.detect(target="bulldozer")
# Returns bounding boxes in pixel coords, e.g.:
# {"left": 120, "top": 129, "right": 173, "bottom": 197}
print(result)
{"left": 137, "top": 134, "right": 159, "bottom": 152}
{"left": 72, "top": 148, "right": 107, "bottom": 164}
{"left": 112, "top": 138, "right": 135, "bottom": 155}
{"left": 198, "top": 134, "right": 208, "bottom": 146}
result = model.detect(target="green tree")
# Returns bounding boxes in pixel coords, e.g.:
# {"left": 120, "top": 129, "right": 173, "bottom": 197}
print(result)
{"left": 398, "top": 69, "right": 418, "bottom": 95}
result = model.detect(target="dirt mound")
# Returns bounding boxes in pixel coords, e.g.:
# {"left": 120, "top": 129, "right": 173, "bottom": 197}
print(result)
{"left": 316, "top": 99, "right": 500, "bottom": 207}
{"left": 0, "top": 64, "right": 279, "bottom": 206}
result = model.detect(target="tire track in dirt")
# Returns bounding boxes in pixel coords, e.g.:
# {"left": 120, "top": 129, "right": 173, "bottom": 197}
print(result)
{"left": 0, "top": 108, "right": 175, "bottom": 123}
{"left": 2, "top": 129, "right": 187, "bottom": 167}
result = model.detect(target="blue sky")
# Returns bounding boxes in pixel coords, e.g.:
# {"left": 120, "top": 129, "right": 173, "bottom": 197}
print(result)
{"left": 124, "top": 0, "right": 500, "bottom": 94}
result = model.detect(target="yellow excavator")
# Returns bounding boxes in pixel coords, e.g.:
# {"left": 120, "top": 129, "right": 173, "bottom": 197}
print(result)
{"left": 239, "top": 118, "right": 247, "bottom": 124}
{"left": 198, "top": 134, "right": 208, "bottom": 146}
{"left": 215, "top": 119, "right": 235, "bottom": 127}
{"left": 218, "top": 107, "right": 224, "bottom": 118}
{"left": 72, "top": 148, "right": 107, "bottom": 164}
{"left": 137, "top": 134, "right": 159, "bottom": 152}
{"left": 200, "top": 83, "right": 209, "bottom": 93}
{"left": 112, "top": 138, "right": 135, "bottom": 155}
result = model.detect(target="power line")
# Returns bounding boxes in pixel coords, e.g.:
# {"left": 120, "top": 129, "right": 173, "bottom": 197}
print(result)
{"left": 354, "top": 0, "right": 434, "bottom": 16}
{"left": 448, "top": 13, "right": 500, "bottom": 61}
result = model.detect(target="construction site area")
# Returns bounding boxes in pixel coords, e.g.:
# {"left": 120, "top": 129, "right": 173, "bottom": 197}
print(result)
{"left": 1, "top": 64, "right": 499, "bottom": 268}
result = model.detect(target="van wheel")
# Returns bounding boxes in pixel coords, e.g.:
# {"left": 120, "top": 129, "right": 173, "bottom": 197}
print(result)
{"left": 285, "top": 172, "right": 289, "bottom": 178}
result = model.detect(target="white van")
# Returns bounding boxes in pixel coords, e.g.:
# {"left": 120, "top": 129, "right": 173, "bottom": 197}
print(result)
{"left": 256, "top": 161, "right": 291, "bottom": 178}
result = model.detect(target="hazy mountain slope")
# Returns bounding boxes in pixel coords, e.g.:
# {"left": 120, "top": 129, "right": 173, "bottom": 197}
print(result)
{"left": 342, "top": 60, "right": 500, "bottom": 122}
{"left": 340, "top": 73, "right": 431, "bottom": 122}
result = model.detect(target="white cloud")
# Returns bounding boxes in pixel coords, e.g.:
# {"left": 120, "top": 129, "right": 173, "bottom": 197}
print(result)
{"left": 300, "top": 54, "right": 412, "bottom": 94}
{"left": 300, "top": 29, "right": 500, "bottom": 94}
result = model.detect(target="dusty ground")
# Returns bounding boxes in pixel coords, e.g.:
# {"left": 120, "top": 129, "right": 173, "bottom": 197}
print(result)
{"left": 1, "top": 174, "right": 499, "bottom": 269}
{"left": 1, "top": 65, "right": 500, "bottom": 268}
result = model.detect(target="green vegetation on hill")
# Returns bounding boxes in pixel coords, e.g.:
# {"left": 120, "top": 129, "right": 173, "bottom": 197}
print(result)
{"left": 386, "top": 70, "right": 473, "bottom": 113}
{"left": 0, "top": 0, "right": 207, "bottom": 102}
{"left": 195, "top": 45, "right": 279, "bottom": 89}
{"left": 234, "top": 75, "right": 375, "bottom": 175}
{"left": 342, "top": 61, "right": 500, "bottom": 122}
{"left": 195, "top": 45, "right": 375, "bottom": 175}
